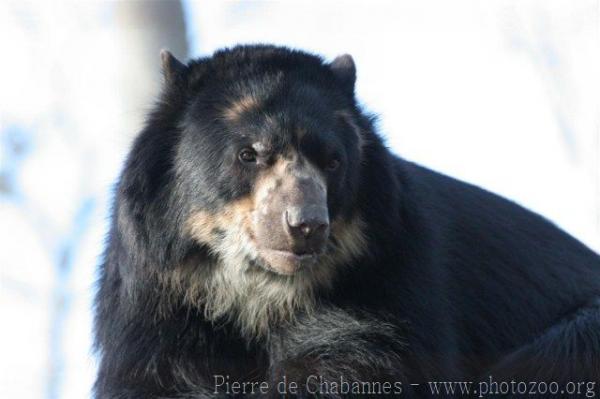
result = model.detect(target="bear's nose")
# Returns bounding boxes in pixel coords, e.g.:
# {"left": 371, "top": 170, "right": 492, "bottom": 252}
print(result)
{"left": 284, "top": 206, "right": 329, "bottom": 251}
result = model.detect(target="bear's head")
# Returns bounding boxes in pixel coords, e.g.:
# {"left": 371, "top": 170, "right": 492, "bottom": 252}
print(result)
{"left": 117, "top": 45, "right": 379, "bottom": 337}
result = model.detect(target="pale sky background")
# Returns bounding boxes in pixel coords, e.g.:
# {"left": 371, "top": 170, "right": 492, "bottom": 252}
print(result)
{"left": 1, "top": 1, "right": 599, "bottom": 398}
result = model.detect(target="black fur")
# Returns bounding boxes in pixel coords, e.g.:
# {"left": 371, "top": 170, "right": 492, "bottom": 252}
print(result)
{"left": 94, "top": 45, "right": 600, "bottom": 398}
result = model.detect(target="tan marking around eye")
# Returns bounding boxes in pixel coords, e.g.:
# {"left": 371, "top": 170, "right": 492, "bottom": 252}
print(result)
{"left": 222, "top": 95, "right": 261, "bottom": 121}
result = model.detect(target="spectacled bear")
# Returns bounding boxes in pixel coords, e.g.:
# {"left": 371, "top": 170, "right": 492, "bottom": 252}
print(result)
{"left": 94, "top": 45, "right": 600, "bottom": 398}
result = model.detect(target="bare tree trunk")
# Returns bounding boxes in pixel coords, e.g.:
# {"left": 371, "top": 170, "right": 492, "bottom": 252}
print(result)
{"left": 114, "top": 0, "right": 189, "bottom": 141}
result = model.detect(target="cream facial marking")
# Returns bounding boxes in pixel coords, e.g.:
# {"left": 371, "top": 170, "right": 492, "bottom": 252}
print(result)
{"left": 172, "top": 155, "right": 366, "bottom": 339}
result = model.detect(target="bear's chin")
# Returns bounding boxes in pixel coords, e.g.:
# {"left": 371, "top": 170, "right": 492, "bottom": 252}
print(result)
{"left": 256, "top": 248, "right": 319, "bottom": 276}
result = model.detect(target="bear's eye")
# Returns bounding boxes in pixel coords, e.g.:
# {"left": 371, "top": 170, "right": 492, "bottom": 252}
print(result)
{"left": 325, "top": 158, "right": 340, "bottom": 172}
{"left": 238, "top": 148, "right": 257, "bottom": 163}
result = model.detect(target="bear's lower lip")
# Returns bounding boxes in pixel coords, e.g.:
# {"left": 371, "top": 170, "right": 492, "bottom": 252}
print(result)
{"left": 256, "top": 249, "right": 318, "bottom": 275}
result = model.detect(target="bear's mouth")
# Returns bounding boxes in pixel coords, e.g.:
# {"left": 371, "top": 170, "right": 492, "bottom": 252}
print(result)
{"left": 255, "top": 248, "right": 320, "bottom": 276}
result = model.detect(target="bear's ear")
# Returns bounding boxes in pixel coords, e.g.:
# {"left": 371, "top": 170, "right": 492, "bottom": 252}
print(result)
{"left": 330, "top": 54, "right": 356, "bottom": 95}
{"left": 160, "top": 49, "right": 187, "bottom": 84}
